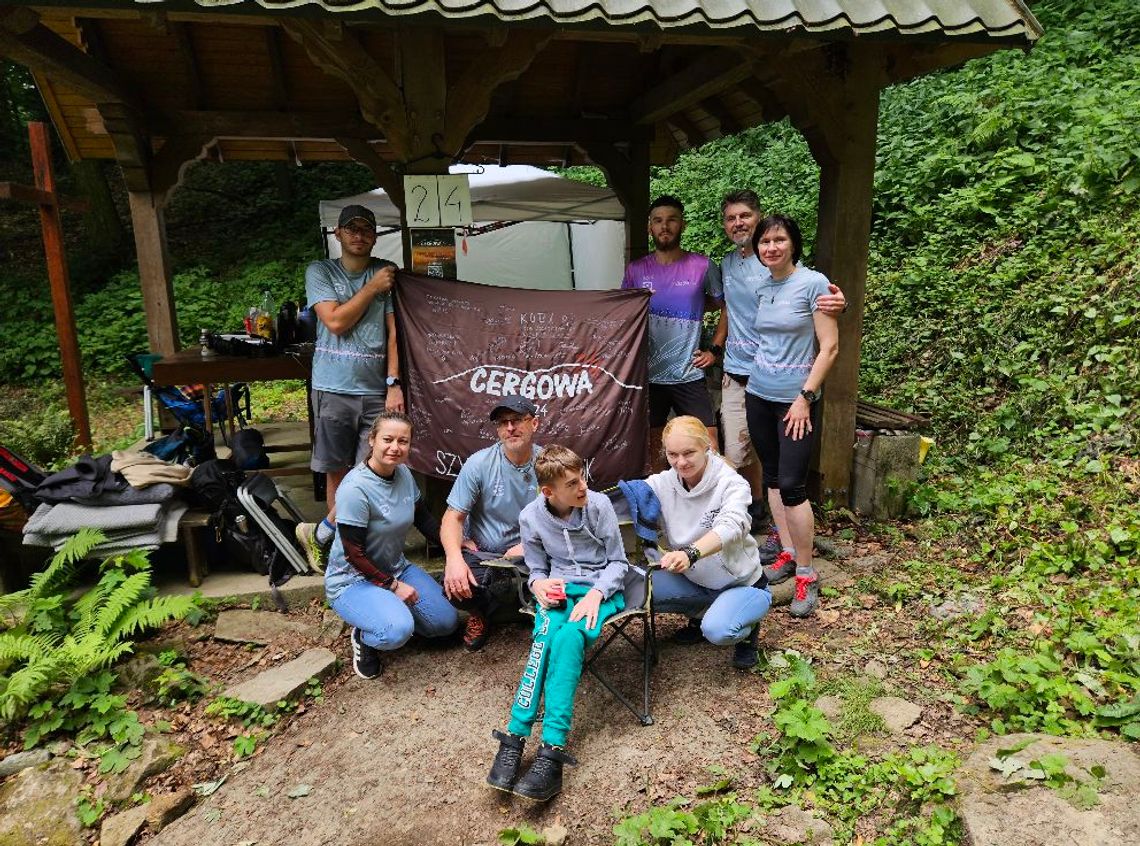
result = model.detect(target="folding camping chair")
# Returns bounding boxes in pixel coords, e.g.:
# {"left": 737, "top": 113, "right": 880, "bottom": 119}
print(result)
{"left": 484, "top": 495, "right": 659, "bottom": 726}
{"left": 126, "top": 353, "right": 251, "bottom": 443}
{"left": 235, "top": 473, "right": 311, "bottom": 576}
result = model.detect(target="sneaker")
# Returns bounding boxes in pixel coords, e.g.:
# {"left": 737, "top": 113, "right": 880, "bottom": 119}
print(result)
{"left": 350, "top": 627, "right": 383, "bottom": 679}
{"left": 673, "top": 618, "right": 704, "bottom": 645}
{"left": 295, "top": 522, "right": 329, "bottom": 574}
{"left": 732, "top": 626, "right": 760, "bottom": 669}
{"left": 486, "top": 729, "right": 525, "bottom": 792}
{"left": 789, "top": 569, "right": 820, "bottom": 618}
{"left": 758, "top": 526, "right": 781, "bottom": 564}
{"left": 763, "top": 550, "right": 797, "bottom": 585}
{"left": 463, "top": 613, "right": 489, "bottom": 652}
{"left": 513, "top": 743, "right": 578, "bottom": 802}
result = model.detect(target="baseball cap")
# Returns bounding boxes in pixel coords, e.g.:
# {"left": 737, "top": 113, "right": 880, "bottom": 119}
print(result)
{"left": 489, "top": 395, "right": 537, "bottom": 420}
{"left": 337, "top": 204, "right": 377, "bottom": 229}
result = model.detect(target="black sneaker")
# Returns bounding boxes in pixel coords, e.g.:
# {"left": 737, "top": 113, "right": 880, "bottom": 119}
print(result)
{"left": 486, "top": 729, "right": 525, "bottom": 792}
{"left": 732, "top": 626, "right": 759, "bottom": 669}
{"left": 350, "top": 627, "right": 382, "bottom": 679}
{"left": 513, "top": 744, "right": 578, "bottom": 802}
{"left": 673, "top": 618, "right": 704, "bottom": 645}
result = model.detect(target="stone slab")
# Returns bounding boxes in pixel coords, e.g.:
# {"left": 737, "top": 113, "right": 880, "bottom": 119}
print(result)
{"left": 0, "top": 760, "right": 83, "bottom": 846}
{"left": 213, "top": 609, "right": 319, "bottom": 644}
{"left": 0, "top": 748, "right": 50, "bottom": 778}
{"left": 101, "top": 805, "right": 149, "bottom": 846}
{"left": 960, "top": 733, "right": 1140, "bottom": 846}
{"left": 761, "top": 804, "right": 835, "bottom": 845}
{"left": 104, "top": 736, "right": 187, "bottom": 804}
{"left": 223, "top": 647, "right": 338, "bottom": 708}
{"left": 869, "top": 696, "right": 922, "bottom": 734}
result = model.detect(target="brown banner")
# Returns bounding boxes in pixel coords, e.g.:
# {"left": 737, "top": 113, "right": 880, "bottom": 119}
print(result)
{"left": 395, "top": 271, "right": 649, "bottom": 489}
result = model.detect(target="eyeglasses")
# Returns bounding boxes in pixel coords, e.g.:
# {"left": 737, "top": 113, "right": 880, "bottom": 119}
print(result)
{"left": 341, "top": 224, "right": 376, "bottom": 238}
{"left": 494, "top": 415, "right": 532, "bottom": 429}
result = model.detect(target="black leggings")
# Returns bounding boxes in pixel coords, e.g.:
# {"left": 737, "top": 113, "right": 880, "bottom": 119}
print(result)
{"left": 744, "top": 394, "right": 820, "bottom": 508}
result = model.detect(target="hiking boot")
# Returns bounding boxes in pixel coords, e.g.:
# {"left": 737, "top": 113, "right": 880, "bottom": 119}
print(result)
{"left": 486, "top": 729, "right": 525, "bottom": 792}
{"left": 763, "top": 550, "right": 797, "bottom": 585}
{"left": 350, "top": 627, "right": 382, "bottom": 680}
{"left": 295, "top": 522, "right": 330, "bottom": 574}
{"left": 789, "top": 569, "right": 821, "bottom": 618}
{"left": 463, "top": 613, "right": 489, "bottom": 652}
{"left": 758, "top": 526, "right": 781, "bottom": 564}
{"left": 732, "top": 625, "right": 760, "bottom": 670}
{"left": 513, "top": 744, "right": 578, "bottom": 802}
{"left": 673, "top": 618, "right": 704, "bottom": 645}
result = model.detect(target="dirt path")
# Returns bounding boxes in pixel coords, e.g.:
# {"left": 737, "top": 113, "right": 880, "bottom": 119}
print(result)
{"left": 150, "top": 615, "right": 784, "bottom": 846}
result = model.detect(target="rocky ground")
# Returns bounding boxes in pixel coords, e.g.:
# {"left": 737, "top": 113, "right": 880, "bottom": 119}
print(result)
{"left": 1, "top": 529, "right": 1137, "bottom": 846}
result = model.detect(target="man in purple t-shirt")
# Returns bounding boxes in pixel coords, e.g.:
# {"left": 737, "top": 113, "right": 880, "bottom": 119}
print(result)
{"left": 622, "top": 195, "right": 723, "bottom": 469}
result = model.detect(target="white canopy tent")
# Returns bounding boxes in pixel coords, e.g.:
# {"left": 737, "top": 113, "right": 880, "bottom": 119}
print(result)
{"left": 319, "top": 165, "right": 627, "bottom": 290}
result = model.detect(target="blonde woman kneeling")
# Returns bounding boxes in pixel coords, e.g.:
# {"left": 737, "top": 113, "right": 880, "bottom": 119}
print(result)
{"left": 646, "top": 416, "right": 772, "bottom": 669}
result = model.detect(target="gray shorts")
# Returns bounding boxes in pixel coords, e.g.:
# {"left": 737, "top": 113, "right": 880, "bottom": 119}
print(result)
{"left": 310, "top": 390, "right": 386, "bottom": 473}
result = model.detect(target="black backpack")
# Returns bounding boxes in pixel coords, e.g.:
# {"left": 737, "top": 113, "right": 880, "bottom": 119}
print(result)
{"left": 188, "top": 461, "right": 295, "bottom": 603}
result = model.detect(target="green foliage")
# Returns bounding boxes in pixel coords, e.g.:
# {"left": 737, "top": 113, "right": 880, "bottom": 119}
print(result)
{"left": 75, "top": 793, "right": 107, "bottom": 828}
{"left": 204, "top": 696, "right": 280, "bottom": 729}
{"left": 0, "top": 404, "right": 75, "bottom": 469}
{"left": 232, "top": 732, "right": 259, "bottom": 760}
{"left": 153, "top": 650, "right": 211, "bottom": 706}
{"left": 0, "top": 531, "right": 197, "bottom": 722}
{"left": 497, "top": 825, "right": 543, "bottom": 845}
{"left": 613, "top": 799, "right": 699, "bottom": 846}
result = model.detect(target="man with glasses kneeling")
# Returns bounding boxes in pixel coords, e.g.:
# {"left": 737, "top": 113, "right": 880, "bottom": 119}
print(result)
{"left": 295, "top": 204, "right": 403, "bottom": 571}
{"left": 440, "top": 395, "right": 542, "bottom": 653}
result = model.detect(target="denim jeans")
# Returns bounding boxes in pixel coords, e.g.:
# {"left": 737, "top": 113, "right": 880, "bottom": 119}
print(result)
{"left": 651, "top": 570, "right": 771, "bottom": 645}
{"left": 330, "top": 564, "right": 458, "bottom": 651}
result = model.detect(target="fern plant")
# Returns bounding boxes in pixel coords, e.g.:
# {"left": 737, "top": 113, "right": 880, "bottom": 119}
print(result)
{"left": 0, "top": 530, "right": 198, "bottom": 722}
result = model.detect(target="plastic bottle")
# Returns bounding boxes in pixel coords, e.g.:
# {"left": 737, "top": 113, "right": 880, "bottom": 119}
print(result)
{"left": 255, "top": 290, "right": 276, "bottom": 342}
{"left": 277, "top": 300, "right": 297, "bottom": 347}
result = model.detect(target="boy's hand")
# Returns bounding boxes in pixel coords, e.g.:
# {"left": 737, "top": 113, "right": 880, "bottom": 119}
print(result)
{"left": 532, "top": 578, "right": 565, "bottom": 608}
{"left": 569, "top": 589, "right": 603, "bottom": 629}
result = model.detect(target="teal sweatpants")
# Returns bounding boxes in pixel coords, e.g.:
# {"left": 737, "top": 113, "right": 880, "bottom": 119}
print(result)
{"left": 507, "top": 582, "right": 625, "bottom": 747}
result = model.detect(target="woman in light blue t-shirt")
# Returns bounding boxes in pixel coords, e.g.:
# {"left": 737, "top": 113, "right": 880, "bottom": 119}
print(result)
{"left": 324, "top": 411, "right": 458, "bottom": 679}
{"left": 743, "top": 215, "right": 839, "bottom": 619}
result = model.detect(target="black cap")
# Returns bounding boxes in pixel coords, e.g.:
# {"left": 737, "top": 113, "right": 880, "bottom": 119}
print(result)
{"left": 337, "top": 204, "right": 376, "bottom": 229}
{"left": 489, "top": 395, "right": 537, "bottom": 420}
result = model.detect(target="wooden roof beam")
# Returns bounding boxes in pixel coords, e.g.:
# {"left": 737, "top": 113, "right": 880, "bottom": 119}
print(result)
{"left": 629, "top": 50, "right": 752, "bottom": 125}
{"left": 700, "top": 97, "right": 741, "bottom": 136}
{"left": 172, "top": 22, "right": 203, "bottom": 109}
{"left": 441, "top": 30, "right": 553, "bottom": 154}
{"left": 281, "top": 19, "right": 410, "bottom": 156}
{"left": 335, "top": 137, "right": 404, "bottom": 210}
{"left": 0, "top": 8, "right": 136, "bottom": 108}
{"left": 472, "top": 118, "right": 652, "bottom": 146}
{"left": 666, "top": 112, "right": 706, "bottom": 149}
{"left": 151, "top": 110, "right": 381, "bottom": 140}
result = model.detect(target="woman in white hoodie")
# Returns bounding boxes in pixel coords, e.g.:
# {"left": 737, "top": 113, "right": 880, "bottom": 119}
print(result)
{"left": 646, "top": 416, "right": 772, "bottom": 669}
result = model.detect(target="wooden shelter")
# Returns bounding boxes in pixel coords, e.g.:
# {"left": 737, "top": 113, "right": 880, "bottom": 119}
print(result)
{"left": 0, "top": 0, "right": 1041, "bottom": 502}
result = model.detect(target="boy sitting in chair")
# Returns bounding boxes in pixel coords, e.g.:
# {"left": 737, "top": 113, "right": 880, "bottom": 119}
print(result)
{"left": 486, "top": 445, "right": 628, "bottom": 802}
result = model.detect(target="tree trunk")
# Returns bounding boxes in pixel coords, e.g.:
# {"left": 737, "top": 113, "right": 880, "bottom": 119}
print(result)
{"left": 69, "top": 158, "right": 126, "bottom": 262}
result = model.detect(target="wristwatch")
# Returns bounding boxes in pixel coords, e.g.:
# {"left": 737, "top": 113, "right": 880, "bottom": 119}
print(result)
{"left": 683, "top": 545, "right": 702, "bottom": 565}
{"left": 800, "top": 388, "right": 819, "bottom": 403}
{"left": 386, "top": 376, "right": 402, "bottom": 388}
{"left": 708, "top": 344, "right": 723, "bottom": 359}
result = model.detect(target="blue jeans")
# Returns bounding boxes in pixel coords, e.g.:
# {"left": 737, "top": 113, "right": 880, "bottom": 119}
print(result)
{"left": 330, "top": 564, "right": 459, "bottom": 651}
{"left": 651, "top": 570, "right": 771, "bottom": 645}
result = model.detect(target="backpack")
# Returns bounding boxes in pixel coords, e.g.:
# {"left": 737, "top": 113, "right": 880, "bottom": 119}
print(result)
{"left": 188, "top": 461, "right": 296, "bottom": 606}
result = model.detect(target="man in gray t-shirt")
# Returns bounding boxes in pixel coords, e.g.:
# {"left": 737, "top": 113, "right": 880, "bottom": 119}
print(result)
{"left": 294, "top": 204, "right": 404, "bottom": 571}
{"left": 440, "top": 394, "right": 542, "bottom": 652}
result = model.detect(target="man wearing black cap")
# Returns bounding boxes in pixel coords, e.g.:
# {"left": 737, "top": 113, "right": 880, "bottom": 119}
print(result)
{"left": 440, "top": 394, "right": 542, "bottom": 651}
{"left": 295, "top": 204, "right": 402, "bottom": 569}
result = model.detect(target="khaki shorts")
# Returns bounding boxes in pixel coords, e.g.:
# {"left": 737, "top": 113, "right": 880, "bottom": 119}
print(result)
{"left": 310, "top": 390, "right": 387, "bottom": 473}
{"left": 720, "top": 373, "right": 757, "bottom": 468}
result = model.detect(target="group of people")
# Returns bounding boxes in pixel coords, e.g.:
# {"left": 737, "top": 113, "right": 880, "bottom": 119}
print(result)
{"left": 293, "top": 190, "right": 844, "bottom": 801}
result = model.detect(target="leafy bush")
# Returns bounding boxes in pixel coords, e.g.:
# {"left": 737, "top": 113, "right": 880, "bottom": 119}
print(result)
{"left": 0, "top": 529, "right": 198, "bottom": 722}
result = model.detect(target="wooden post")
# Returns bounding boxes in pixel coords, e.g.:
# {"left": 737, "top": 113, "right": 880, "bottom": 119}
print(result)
{"left": 811, "top": 78, "right": 880, "bottom": 504}
{"left": 127, "top": 190, "right": 180, "bottom": 354}
{"left": 585, "top": 137, "right": 651, "bottom": 262}
{"left": 28, "top": 121, "right": 92, "bottom": 450}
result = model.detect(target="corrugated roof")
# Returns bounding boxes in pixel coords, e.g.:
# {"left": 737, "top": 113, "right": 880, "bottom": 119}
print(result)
{"left": 241, "top": 0, "right": 1042, "bottom": 41}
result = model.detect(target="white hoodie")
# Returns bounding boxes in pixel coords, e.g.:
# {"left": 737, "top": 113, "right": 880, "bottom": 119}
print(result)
{"left": 645, "top": 452, "right": 764, "bottom": 590}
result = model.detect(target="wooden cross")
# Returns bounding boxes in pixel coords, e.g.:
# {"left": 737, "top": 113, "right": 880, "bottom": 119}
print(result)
{"left": 0, "top": 121, "right": 92, "bottom": 450}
